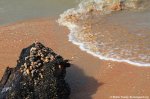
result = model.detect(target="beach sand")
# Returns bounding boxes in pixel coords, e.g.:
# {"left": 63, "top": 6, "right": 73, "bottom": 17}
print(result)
{"left": 0, "top": 18, "right": 150, "bottom": 99}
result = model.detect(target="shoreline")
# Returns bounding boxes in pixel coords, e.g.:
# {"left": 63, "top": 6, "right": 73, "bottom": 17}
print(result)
{"left": 68, "top": 32, "right": 150, "bottom": 67}
{"left": 0, "top": 18, "right": 150, "bottom": 99}
{"left": 57, "top": 0, "right": 150, "bottom": 67}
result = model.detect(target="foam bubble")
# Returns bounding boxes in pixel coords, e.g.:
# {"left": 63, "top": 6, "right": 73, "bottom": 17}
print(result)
{"left": 58, "top": 0, "right": 150, "bottom": 67}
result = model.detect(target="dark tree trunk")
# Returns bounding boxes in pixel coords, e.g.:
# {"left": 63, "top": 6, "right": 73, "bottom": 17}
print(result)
{"left": 0, "top": 42, "right": 70, "bottom": 99}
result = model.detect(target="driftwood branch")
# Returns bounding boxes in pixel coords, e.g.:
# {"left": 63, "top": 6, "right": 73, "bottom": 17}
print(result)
{"left": 0, "top": 42, "right": 70, "bottom": 99}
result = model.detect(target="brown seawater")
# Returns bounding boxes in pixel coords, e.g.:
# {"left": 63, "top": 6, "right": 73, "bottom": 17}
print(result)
{"left": 58, "top": 0, "right": 150, "bottom": 66}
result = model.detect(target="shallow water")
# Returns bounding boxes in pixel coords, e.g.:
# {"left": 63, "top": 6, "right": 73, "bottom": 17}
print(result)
{"left": 0, "top": 0, "right": 78, "bottom": 25}
{"left": 91, "top": 10, "right": 150, "bottom": 65}
{"left": 58, "top": 0, "right": 150, "bottom": 66}
{"left": 0, "top": 0, "right": 150, "bottom": 66}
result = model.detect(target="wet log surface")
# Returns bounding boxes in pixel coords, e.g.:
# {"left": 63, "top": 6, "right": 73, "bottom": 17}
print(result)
{"left": 0, "top": 42, "right": 70, "bottom": 99}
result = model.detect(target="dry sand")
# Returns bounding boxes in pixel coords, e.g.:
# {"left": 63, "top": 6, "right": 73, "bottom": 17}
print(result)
{"left": 0, "top": 18, "right": 150, "bottom": 99}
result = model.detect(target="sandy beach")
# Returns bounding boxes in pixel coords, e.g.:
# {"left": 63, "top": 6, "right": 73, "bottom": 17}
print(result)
{"left": 0, "top": 18, "right": 150, "bottom": 99}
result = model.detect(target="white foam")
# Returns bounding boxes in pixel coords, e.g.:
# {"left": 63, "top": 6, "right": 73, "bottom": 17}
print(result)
{"left": 58, "top": 21, "right": 150, "bottom": 66}
{"left": 57, "top": 0, "right": 150, "bottom": 67}
{"left": 69, "top": 32, "right": 150, "bottom": 67}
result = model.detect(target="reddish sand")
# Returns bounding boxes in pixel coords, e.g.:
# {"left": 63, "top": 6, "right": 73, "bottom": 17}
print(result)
{"left": 0, "top": 18, "right": 150, "bottom": 99}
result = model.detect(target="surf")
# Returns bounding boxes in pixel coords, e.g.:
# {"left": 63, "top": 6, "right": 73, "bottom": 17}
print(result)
{"left": 58, "top": 0, "right": 150, "bottom": 66}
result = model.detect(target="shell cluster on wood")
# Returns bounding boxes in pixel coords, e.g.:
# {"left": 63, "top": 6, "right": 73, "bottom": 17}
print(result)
{"left": 0, "top": 42, "right": 71, "bottom": 99}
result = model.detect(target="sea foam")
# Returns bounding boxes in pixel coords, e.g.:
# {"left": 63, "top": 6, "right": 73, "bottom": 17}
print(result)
{"left": 58, "top": 0, "right": 150, "bottom": 67}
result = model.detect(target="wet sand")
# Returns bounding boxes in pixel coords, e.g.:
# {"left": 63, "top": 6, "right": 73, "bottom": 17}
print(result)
{"left": 0, "top": 18, "right": 150, "bottom": 99}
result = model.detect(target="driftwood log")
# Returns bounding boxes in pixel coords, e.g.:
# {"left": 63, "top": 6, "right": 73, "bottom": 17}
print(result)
{"left": 0, "top": 42, "right": 70, "bottom": 99}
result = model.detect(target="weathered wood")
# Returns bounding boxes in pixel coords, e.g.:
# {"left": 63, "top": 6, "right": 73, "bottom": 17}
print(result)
{"left": 0, "top": 42, "right": 70, "bottom": 99}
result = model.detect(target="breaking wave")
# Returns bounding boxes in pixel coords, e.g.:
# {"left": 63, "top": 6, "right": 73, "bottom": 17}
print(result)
{"left": 58, "top": 0, "right": 150, "bottom": 66}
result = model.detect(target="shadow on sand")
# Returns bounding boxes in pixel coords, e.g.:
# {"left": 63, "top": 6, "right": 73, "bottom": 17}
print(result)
{"left": 66, "top": 64, "right": 103, "bottom": 99}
